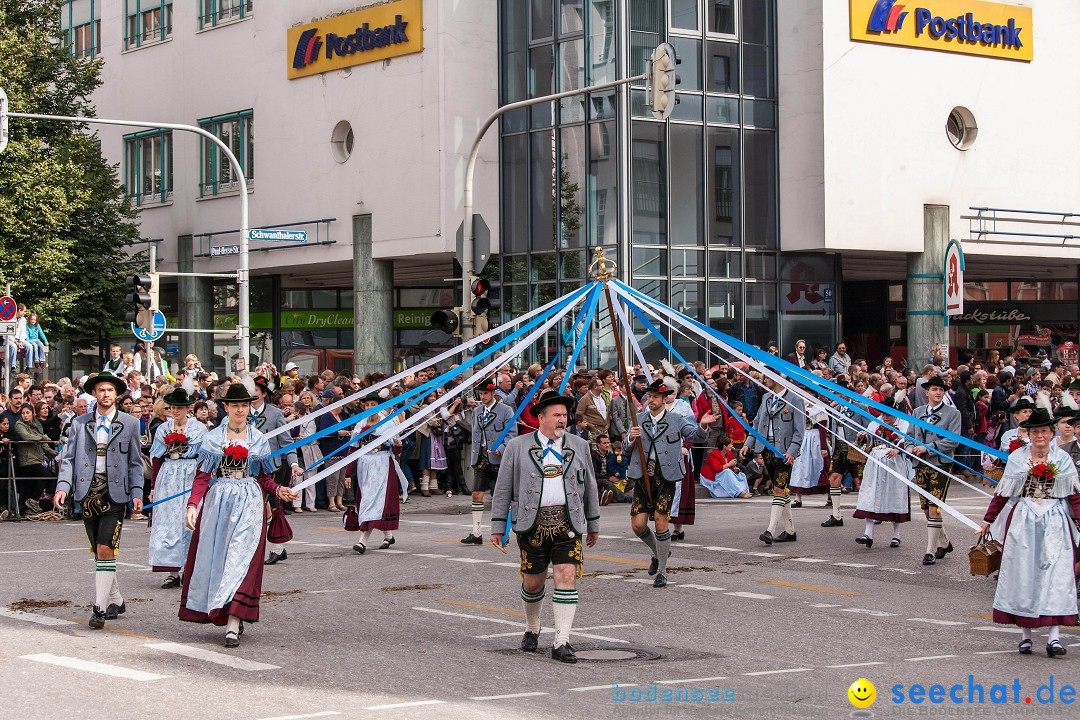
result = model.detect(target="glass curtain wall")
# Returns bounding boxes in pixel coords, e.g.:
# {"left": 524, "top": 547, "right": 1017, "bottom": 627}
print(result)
{"left": 499, "top": 0, "right": 785, "bottom": 367}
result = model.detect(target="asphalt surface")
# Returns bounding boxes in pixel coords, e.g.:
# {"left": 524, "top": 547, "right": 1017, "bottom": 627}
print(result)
{"left": 2, "top": 485, "right": 1078, "bottom": 720}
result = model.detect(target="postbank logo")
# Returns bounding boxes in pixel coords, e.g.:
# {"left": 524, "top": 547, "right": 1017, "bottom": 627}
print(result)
{"left": 850, "top": 0, "right": 1033, "bottom": 62}
{"left": 287, "top": 0, "right": 423, "bottom": 80}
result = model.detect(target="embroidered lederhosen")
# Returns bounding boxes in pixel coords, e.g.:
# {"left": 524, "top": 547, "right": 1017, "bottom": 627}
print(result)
{"left": 630, "top": 420, "right": 678, "bottom": 517}
{"left": 82, "top": 471, "right": 125, "bottom": 554}
{"left": 518, "top": 492, "right": 584, "bottom": 577}
{"left": 913, "top": 407, "right": 951, "bottom": 510}
{"left": 763, "top": 396, "right": 793, "bottom": 490}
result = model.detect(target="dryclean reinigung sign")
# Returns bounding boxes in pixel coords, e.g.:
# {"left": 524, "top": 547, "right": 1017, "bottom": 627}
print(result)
{"left": 850, "top": 0, "right": 1033, "bottom": 62}
{"left": 288, "top": 0, "right": 423, "bottom": 80}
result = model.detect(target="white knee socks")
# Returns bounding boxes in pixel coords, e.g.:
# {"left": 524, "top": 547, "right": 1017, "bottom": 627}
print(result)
{"left": 471, "top": 502, "right": 484, "bottom": 536}
{"left": 864, "top": 519, "right": 875, "bottom": 539}
{"left": 551, "top": 588, "right": 579, "bottom": 648}
{"left": 94, "top": 559, "right": 115, "bottom": 610}
{"left": 267, "top": 542, "right": 283, "bottom": 555}
{"left": 829, "top": 487, "right": 842, "bottom": 519}
{"left": 926, "top": 518, "right": 943, "bottom": 554}
{"left": 226, "top": 615, "right": 241, "bottom": 636}
{"left": 781, "top": 497, "right": 795, "bottom": 533}
{"left": 768, "top": 497, "right": 784, "bottom": 535}
{"left": 520, "top": 584, "right": 544, "bottom": 634}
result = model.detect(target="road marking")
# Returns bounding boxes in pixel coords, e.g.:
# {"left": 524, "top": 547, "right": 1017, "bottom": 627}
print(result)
{"left": 833, "top": 562, "right": 877, "bottom": 568}
{"left": 625, "top": 578, "right": 673, "bottom": 585}
{"left": 474, "top": 624, "right": 640, "bottom": 639}
{"left": 598, "top": 534, "right": 624, "bottom": 539}
{"left": 826, "top": 662, "right": 886, "bottom": 669}
{"left": 677, "top": 543, "right": 703, "bottom": 547}
{"left": 880, "top": 567, "right": 920, "bottom": 575}
{"left": 446, "top": 558, "right": 492, "bottom": 564}
{"left": 438, "top": 600, "right": 524, "bottom": 617}
{"left": 570, "top": 684, "right": 634, "bottom": 692}
{"left": 0, "top": 607, "right": 76, "bottom": 626}
{"left": 469, "top": 692, "right": 548, "bottom": 701}
{"left": 724, "top": 591, "right": 775, "bottom": 600}
{"left": 904, "top": 655, "right": 957, "bottom": 662}
{"left": 0, "top": 547, "right": 86, "bottom": 555}
{"left": 585, "top": 553, "right": 648, "bottom": 567}
{"left": 304, "top": 543, "right": 342, "bottom": 548}
{"left": 756, "top": 578, "right": 862, "bottom": 596}
{"left": 412, "top": 553, "right": 449, "bottom": 559}
{"left": 839, "top": 608, "right": 897, "bottom": 617}
{"left": 789, "top": 557, "right": 828, "bottom": 563}
{"left": 256, "top": 712, "right": 341, "bottom": 720}
{"left": 595, "top": 574, "right": 627, "bottom": 580}
{"left": 364, "top": 700, "right": 445, "bottom": 711}
{"left": 742, "top": 551, "right": 784, "bottom": 558}
{"left": 963, "top": 613, "right": 995, "bottom": 620}
{"left": 378, "top": 549, "right": 409, "bottom": 554}
{"left": 493, "top": 562, "right": 521, "bottom": 568}
{"left": 412, "top": 607, "right": 630, "bottom": 643}
{"left": 115, "top": 561, "right": 149, "bottom": 569}
{"left": 655, "top": 676, "right": 729, "bottom": 685}
{"left": 678, "top": 584, "right": 725, "bottom": 591}
{"left": 970, "top": 625, "right": 1021, "bottom": 634}
{"left": 144, "top": 642, "right": 281, "bottom": 671}
{"left": 974, "top": 650, "right": 1016, "bottom": 655}
{"left": 704, "top": 546, "right": 742, "bottom": 552}
{"left": 316, "top": 526, "right": 346, "bottom": 533}
{"left": 20, "top": 654, "right": 170, "bottom": 681}
{"left": 402, "top": 520, "right": 437, "bottom": 524}
{"left": 908, "top": 618, "right": 968, "bottom": 626}
{"left": 743, "top": 668, "right": 813, "bottom": 676}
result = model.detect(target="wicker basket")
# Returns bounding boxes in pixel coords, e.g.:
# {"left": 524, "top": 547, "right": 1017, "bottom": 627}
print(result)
{"left": 846, "top": 445, "right": 868, "bottom": 464}
{"left": 969, "top": 532, "right": 1003, "bottom": 576}
{"left": 986, "top": 466, "right": 1004, "bottom": 482}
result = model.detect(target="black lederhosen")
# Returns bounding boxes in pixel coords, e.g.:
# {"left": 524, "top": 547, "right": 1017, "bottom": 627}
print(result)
{"left": 913, "top": 463, "right": 951, "bottom": 511}
{"left": 82, "top": 473, "right": 125, "bottom": 554}
{"left": 763, "top": 452, "right": 793, "bottom": 491}
{"left": 473, "top": 464, "right": 500, "bottom": 493}
{"left": 517, "top": 506, "right": 583, "bottom": 577}
{"left": 830, "top": 442, "right": 866, "bottom": 479}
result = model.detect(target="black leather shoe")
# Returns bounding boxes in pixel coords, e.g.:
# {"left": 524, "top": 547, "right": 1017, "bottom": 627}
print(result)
{"left": 653, "top": 573, "right": 668, "bottom": 588}
{"left": 647, "top": 551, "right": 670, "bottom": 576}
{"left": 759, "top": 531, "right": 773, "bottom": 545}
{"left": 266, "top": 549, "right": 287, "bottom": 565}
{"left": 671, "top": 530, "right": 685, "bottom": 541}
{"left": 890, "top": 538, "right": 901, "bottom": 548}
{"left": 520, "top": 631, "right": 539, "bottom": 652}
{"left": 161, "top": 575, "right": 181, "bottom": 589}
{"left": 1018, "top": 638, "right": 1032, "bottom": 655}
{"left": 934, "top": 542, "right": 954, "bottom": 560}
{"left": 791, "top": 500, "right": 803, "bottom": 508}
{"left": 551, "top": 643, "right": 577, "bottom": 663}
{"left": 461, "top": 534, "right": 483, "bottom": 545}
{"left": 88, "top": 607, "right": 105, "bottom": 629}
{"left": 104, "top": 601, "right": 126, "bottom": 620}
{"left": 282, "top": 506, "right": 293, "bottom": 515}
{"left": 224, "top": 631, "right": 240, "bottom": 649}
{"left": 922, "top": 553, "right": 936, "bottom": 566}
{"left": 855, "top": 535, "right": 873, "bottom": 549}
{"left": 774, "top": 531, "right": 797, "bottom": 543}
{"left": 821, "top": 516, "right": 843, "bottom": 527}
{"left": 1047, "top": 641, "right": 1067, "bottom": 658}
{"left": 352, "top": 543, "right": 366, "bottom": 554}
{"left": 378, "top": 539, "right": 394, "bottom": 550}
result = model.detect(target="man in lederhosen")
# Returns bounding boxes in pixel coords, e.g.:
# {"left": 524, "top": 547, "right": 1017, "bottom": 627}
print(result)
{"left": 625, "top": 379, "right": 719, "bottom": 588}
{"left": 251, "top": 376, "right": 302, "bottom": 564}
{"left": 903, "top": 374, "right": 962, "bottom": 566}
{"left": 53, "top": 372, "right": 144, "bottom": 629}
{"left": 462, "top": 378, "right": 517, "bottom": 545}
{"left": 822, "top": 388, "right": 869, "bottom": 527}
{"left": 742, "top": 376, "right": 805, "bottom": 546}
{"left": 491, "top": 391, "right": 599, "bottom": 663}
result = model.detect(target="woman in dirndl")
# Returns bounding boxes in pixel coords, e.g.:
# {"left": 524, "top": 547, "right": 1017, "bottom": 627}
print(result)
{"left": 349, "top": 392, "right": 407, "bottom": 554}
{"left": 852, "top": 404, "right": 911, "bottom": 549}
{"left": 789, "top": 397, "right": 831, "bottom": 508}
{"left": 980, "top": 408, "right": 1080, "bottom": 658}
{"left": 148, "top": 386, "right": 206, "bottom": 588}
{"left": 180, "top": 381, "right": 298, "bottom": 648}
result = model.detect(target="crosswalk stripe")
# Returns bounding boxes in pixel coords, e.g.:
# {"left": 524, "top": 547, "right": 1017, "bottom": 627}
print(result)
{"left": 0, "top": 607, "right": 76, "bottom": 626}
{"left": 144, "top": 642, "right": 282, "bottom": 671}
{"left": 20, "top": 653, "right": 170, "bottom": 681}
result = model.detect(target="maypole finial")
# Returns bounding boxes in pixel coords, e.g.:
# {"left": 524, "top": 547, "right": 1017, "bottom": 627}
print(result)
{"left": 589, "top": 247, "right": 617, "bottom": 282}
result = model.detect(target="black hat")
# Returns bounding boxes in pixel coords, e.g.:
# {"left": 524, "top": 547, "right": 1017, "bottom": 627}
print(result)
{"left": 361, "top": 391, "right": 383, "bottom": 404}
{"left": 1066, "top": 410, "right": 1080, "bottom": 426}
{"left": 1054, "top": 407, "right": 1076, "bottom": 421}
{"left": 1011, "top": 397, "right": 1036, "bottom": 413}
{"left": 529, "top": 390, "right": 574, "bottom": 419}
{"left": 1020, "top": 408, "right": 1056, "bottom": 429}
{"left": 677, "top": 368, "right": 692, "bottom": 380}
{"left": 1068, "top": 379, "right": 1080, "bottom": 392}
{"left": 84, "top": 372, "right": 127, "bottom": 395}
{"left": 162, "top": 387, "right": 198, "bottom": 407}
{"left": 476, "top": 377, "right": 498, "bottom": 393}
{"left": 633, "top": 374, "right": 647, "bottom": 383}
{"left": 923, "top": 375, "right": 947, "bottom": 390}
{"left": 644, "top": 378, "right": 674, "bottom": 396}
{"left": 220, "top": 383, "right": 257, "bottom": 403}
{"left": 253, "top": 376, "right": 275, "bottom": 395}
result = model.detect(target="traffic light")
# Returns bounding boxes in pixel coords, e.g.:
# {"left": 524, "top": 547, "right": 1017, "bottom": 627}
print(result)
{"left": 650, "top": 43, "right": 680, "bottom": 120}
{"left": 125, "top": 273, "right": 158, "bottom": 327}
{"left": 470, "top": 277, "right": 491, "bottom": 315}
{"left": 430, "top": 308, "right": 461, "bottom": 336}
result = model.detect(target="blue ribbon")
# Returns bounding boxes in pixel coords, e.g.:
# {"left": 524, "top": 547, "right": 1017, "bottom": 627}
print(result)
{"left": 271, "top": 283, "right": 595, "bottom": 460}
{"left": 613, "top": 279, "right": 1007, "bottom": 467}
{"left": 619, "top": 292, "right": 784, "bottom": 458}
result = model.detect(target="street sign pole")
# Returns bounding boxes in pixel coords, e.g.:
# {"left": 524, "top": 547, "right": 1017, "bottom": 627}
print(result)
{"left": 147, "top": 243, "right": 156, "bottom": 378}
{"left": 0, "top": 105, "right": 251, "bottom": 368}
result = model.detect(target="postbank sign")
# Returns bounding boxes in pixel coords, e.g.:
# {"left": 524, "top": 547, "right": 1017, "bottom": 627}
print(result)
{"left": 288, "top": 0, "right": 423, "bottom": 80}
{"left": 849, "top": 0, "right": 1033, "bottom": 62}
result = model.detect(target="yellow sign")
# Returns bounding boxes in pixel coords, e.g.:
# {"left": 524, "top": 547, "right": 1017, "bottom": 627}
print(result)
{"left": 287, "top": 0, "right": 423, "bottom": 80}
{"left": 849, "top": 0, "right": 1033, "bottom": 62}
{"left": 848, "top": 678, "right": 877, "bottom": 709}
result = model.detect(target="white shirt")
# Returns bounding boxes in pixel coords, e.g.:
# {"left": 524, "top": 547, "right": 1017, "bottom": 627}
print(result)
{"left": 94, "top": 408, "right": 116, "bottom": 474}
{"left": 14, "top": 317, "right": 27, "bottom": 342}
{"left": 591, "top": 393, "right": 608, "bottom": 419}
{"left": 537, "top": 430, "right": 567, "bottom": 508}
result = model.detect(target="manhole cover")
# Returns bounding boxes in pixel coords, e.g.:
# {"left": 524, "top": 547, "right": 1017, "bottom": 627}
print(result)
{"left": 575, "top": 649, "right": 639, "bottom": 661}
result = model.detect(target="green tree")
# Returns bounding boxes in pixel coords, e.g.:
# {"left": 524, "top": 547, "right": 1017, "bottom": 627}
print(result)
{"left": 0, "top": 0, "right": 143, "bottom": 341}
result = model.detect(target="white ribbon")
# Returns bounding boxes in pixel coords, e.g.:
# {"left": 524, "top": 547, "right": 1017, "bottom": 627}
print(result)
{"left": 611, "top": 294, "right": 653, "bottom": 384}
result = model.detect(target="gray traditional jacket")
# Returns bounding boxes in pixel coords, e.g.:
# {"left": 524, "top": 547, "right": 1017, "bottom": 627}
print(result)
{"left": 56, "top": 409, "right": 144, "bottom": 503}
{"left": 623, "top": 409, "right": 709, "bottom": 482}
{"left": 747, "top": 390, "right": 806, "bottom": 459}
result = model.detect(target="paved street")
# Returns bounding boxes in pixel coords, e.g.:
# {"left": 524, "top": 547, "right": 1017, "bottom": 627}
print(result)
{"left": 2, "top": 486, "right": 1078, "bottom": 719}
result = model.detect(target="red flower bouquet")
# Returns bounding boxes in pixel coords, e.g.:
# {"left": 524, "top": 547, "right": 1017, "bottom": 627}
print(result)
{"left": 164, "top": 432, "right": 187, "bottom": 445}
{"left": 1029, "top": 462, "right": 1056, "bottom": 480}
{"left": 1007, "top": 438, "right": 1026, "bottom": 453}
{"left": 224, "top": 444, "right": 249, "bottom": 461}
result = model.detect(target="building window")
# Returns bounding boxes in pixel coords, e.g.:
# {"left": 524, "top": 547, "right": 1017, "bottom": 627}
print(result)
{"left": 123, "top": 129, "right": 173, "bottom": 206}
{"left": 198, "top": 110, "right": 254, "bottom": 197}
{"left": 124, "top": 0, "right": 173, "bottom": 50}
{"left": 61, "top": 0, "right": 101, "bottom": 59}
{"left": 199, "top": 0, "right": 252, "bottom": 30}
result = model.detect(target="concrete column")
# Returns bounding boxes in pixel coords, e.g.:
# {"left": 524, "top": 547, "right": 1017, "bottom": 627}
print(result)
{"left": 177, "top": 235, "right": 214, "bottom": 370}
{"left": 906, "top": 205, "right": 949, "bottom": 369}
{"left": 50, "top": 338, "right": 73, "bottom": 381}
{"left": 353, "top": 215, "right": 393, "bottom": 375}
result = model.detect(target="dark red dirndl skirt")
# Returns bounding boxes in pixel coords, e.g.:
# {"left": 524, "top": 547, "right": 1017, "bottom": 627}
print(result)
{"left": 359, "top": 461, "right": 401, "bottom": 531}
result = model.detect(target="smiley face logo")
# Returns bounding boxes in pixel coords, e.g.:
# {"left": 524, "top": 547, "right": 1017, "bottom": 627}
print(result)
{"left": 848, "top": 678, "right": 876, "bottom": 709}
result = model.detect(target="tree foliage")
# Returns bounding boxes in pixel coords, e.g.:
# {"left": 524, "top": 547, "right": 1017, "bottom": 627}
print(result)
{"left": 0, "top": 0, "right": 143, "bottom": 341}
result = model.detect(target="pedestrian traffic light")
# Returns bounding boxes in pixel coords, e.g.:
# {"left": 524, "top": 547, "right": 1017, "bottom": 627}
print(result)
{"left": 649, "top": 43, "right": 680, "bottom": 120}
{"left": 470, "top": 277, "right": 491, "bottom": 316}
{"left": 125, "top": 273, "right": 158, "bottom": 326}
{"left": 430, "top": 308, "right": 461, "bottom": 336}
